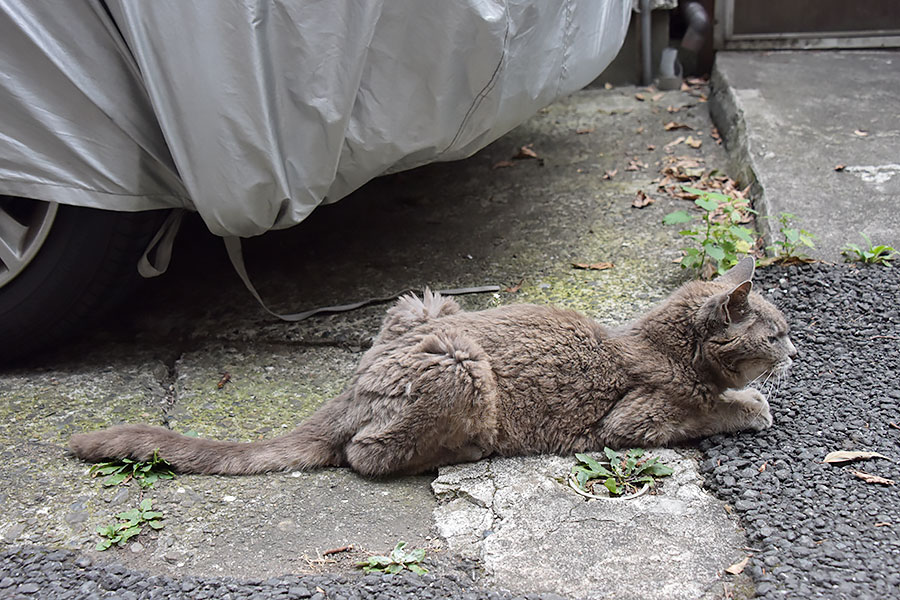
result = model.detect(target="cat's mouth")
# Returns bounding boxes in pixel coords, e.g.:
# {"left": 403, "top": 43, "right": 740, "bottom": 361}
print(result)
{"left": 741, "top": 357, "right": 792, "bottom": 390}
{"left": 775, "top": 357, "right": 793, "bottom": 376}
{"left": 746, "top": 358, "right": 793, "bottom": 393}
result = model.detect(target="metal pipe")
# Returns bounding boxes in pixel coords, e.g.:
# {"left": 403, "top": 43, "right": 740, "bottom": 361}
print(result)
{"left": 681, "top": 1, "right": 711, "bottom": 54}
{"left": 640, "top": 0, "right": 652, "bottom": 86}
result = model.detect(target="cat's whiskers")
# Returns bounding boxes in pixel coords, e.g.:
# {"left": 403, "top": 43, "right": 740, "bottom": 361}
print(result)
{"left": 755, "top": 367, "right": 780, "bottom": 397}
{"left": 760, "top": 360, "right": 792, "bottom": 398}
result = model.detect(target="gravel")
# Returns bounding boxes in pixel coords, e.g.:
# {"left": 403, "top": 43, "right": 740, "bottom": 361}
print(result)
{"left": 699, "top": 263, "right": 900, "bottom": 599}
{"left": 2, "top": 263, "right": 897, "bottom": 599}
{"left": 0, "top": 545, "right": 568, "bottom": 600}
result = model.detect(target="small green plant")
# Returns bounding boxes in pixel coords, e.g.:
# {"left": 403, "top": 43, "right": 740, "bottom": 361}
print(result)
{"left": 95, "top": 498, "right": 164, "bottom": 551}
{"left": 89, "top": 449, "right": 175, "bottom": 488}
{"left": 842, "top": 233, "right": 896, "bottom": 267}
{"left": 663, "top": 187, "right": 757, "bottom": 278}
{"left": 571, "top": 448, "right": 674, "bottom": 497}
{"left": 358, "top": 541, "right": 428, "bottom": 575}
{"left": 758, "top": 212, "right": 816, "bottom": 266}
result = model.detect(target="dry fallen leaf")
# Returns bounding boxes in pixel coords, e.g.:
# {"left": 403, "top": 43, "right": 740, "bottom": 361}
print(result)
{"left": 758, "top": 462, "right": 768, "bottom": 473}
{"left": 851, "top": 470, "right": 896, "bottom": 486}
{"left": 492, "top": 160, "right": 515, "bottom": 169}
{"left": 823, "top": 451, "right": 889, "bottom": 464}
{"left": 572, "top": 262, "right": 614, "bottom": 271}
{"left": 890, "top": 422, "right": 900, "bottom": 430}
{"left": 602, "top": 169, "right": 618, "bottom": 180}
{"left": 664, "top": 121, "right": 692, "bottom": 131}
{"left": 647, "top": 144, "right": 656, "bottom": 151}
{"left": 651, "top": 92, "right": 664, "bottom": 102}
{"left": 504, "top": 279, "right": 524, "bottom": 293}
{"left": 634, "top": 93, "right": 646, "bottom": 101}
{"left": 625, "top": 158, "right": 648, "bottom": 171}
{"left": 685, "top": 135, "right": 702, "bottom": 149}
{"left": 604, "top": 82, "right": 614, "bottom": 90}
{"left": 672, "top": 189, "right": 700, "bottom": 200}
{"left": 514, "top": 144, "right": 539, "bottom": 159}
{"left": 757, "top": 255, "right": 818, "bottom": 268}
{"left": 635, "top": 126, "right": 645, "bottom": 134}
{"left": 834, "top": 164, "right": 846, "bottom": 172}
{"left": 632, "top": 190, "right": 654, "bottom": 208}
{"left": 664, "top": 136, "right": 686, "bottom": 150}
{"left": 710, "top": 127, "right": 722, "bottom": 144}
{"left": 854, "top": 129, "right": 869, "bottom": 137}
{"left": 874, "top": 522, "right": 892, "bottom": 527}
{"left": 576, "top": 126, "right": 595, "bottom": 135}
{"left": 724, "top": 556, "right": 750, "bottom": 575}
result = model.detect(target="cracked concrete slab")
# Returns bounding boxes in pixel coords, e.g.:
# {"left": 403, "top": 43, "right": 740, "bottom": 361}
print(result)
{"left": 433, "top": 452, "right": 747, "bottom": 600}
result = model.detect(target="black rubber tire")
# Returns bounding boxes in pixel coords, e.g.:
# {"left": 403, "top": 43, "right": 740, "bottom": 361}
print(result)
{"left": 0, "top": 201, "right": 168, "bottom": 364}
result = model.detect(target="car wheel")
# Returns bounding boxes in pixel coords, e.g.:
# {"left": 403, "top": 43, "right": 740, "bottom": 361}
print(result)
{"left": 0, "top": 196, "right": 167, "bottom": 363}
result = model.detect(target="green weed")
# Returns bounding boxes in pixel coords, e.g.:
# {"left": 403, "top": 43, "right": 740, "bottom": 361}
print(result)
{"left": 571, "top": 448, "right": 673, "bottom": 497}
{"left": 358, "top": 541, "right": 428, "bottom": 575}
{"left": 757, "top": 212, "right": 816, "bottom": 266}
{"left": 842, "top": 233, "right": 896, "bottom": 267}
{"left": 89, "top": 450, "right": 175, "bottom": 488}
{"left": 663, "top": 187, "right": 757, "bottom": 278}
{"left": 95, "top": 498, "right": 164, "bottom": 551}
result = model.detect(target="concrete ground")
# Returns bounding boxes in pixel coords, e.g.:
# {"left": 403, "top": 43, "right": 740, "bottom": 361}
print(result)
{"left": 1, "top": 49, "right": 898, "bottom": 599}
{"left": 710, "top": 50, "right": 900, "bottom": 262}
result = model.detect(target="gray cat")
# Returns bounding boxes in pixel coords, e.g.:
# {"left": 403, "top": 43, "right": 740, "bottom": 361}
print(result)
{"left": 70, "top": 257, "right": 796, "bottom": 477}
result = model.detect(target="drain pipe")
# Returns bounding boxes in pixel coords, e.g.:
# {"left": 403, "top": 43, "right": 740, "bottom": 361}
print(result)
{"left": 680, "top": 1, "right": 711, "bottom": 55}
{"left": 640, "top": 0, "right": 652, "bottom": 86}
{"left": 659, "top": 1, "right": 712, "bottom": 90}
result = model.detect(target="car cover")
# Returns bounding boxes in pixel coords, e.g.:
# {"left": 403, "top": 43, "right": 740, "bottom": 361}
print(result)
{"left": 0, "top": 0, "right": 631, "bottom": 238}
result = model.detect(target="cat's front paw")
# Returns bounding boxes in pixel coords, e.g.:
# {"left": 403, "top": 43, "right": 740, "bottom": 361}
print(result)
{"left": 741, "top": 389, "right": 772, "bottom": 431}
{"left": 722, "top": 388, "right": 772, "bottom": 431}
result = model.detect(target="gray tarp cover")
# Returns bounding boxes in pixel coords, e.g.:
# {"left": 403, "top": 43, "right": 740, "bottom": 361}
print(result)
{"left": 0, "top": 1, "right": 630, "bottom": 237}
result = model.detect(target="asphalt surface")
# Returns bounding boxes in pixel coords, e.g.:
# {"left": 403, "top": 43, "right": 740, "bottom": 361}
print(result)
{"left": 699, "top": 263, "right": 900, "bottom": 600}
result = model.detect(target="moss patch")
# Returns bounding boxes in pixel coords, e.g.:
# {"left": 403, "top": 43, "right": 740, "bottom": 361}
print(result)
{"left": 168, "top": 345, "right": 358, "bottom": 440}
{"left": 0, "top": 358, "right": 166, "bottom": 445}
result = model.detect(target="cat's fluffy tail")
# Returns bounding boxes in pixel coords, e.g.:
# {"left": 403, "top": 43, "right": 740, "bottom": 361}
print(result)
{"left": 69, "top": 393, "right": 352, "bottom": 475}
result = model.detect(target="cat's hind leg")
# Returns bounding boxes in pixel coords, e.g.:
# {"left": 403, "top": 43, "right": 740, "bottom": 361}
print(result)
{"left": 373, "top": 289, "right": 461, "bottom": 345}
{"left": 345, "top": 331, "right": 497, "bottom": 476}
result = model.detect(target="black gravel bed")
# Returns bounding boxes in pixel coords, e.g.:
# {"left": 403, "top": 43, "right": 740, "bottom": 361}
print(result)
{"left": 699, "top": 263, "right": 900, "bottom": 599}
{"left": 0, "top": 545, "right": 570, "bottom": 600}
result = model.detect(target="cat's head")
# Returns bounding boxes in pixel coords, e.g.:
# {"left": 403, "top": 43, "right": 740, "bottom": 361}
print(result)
{"left": 692, "top": 256, "right": 797, "bottom": 389}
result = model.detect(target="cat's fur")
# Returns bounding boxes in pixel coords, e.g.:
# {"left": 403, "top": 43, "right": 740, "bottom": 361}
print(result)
{"left": 70, "top": 257, "right": 796, "bottom": 477}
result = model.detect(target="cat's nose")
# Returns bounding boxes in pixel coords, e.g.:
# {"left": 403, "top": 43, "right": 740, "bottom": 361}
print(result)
{"left": 787, "top": 339, "right": 798, "bottom": 359}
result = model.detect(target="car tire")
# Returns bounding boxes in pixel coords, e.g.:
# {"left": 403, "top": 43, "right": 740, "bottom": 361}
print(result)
{"left": 0, "top": 197, "right": 168, "bottom": 363}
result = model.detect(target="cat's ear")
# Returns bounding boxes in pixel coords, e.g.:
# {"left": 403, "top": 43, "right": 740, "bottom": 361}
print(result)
{"left": 703, "top": 280, "right": 753, "bottom": 326}
{"left": 717, "top": 255, "right": 755, "bottom": 286}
